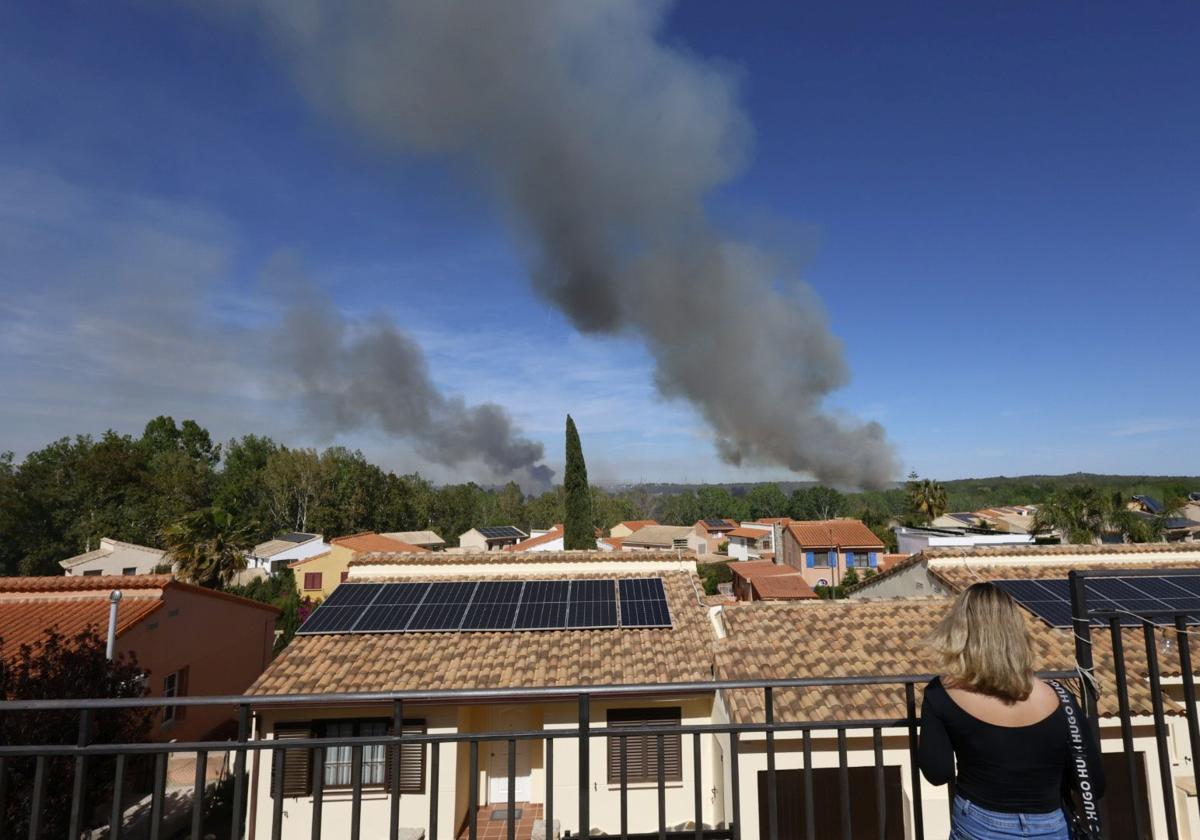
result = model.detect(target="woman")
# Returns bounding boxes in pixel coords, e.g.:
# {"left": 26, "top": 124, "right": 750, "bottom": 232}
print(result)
{"left": 919, "top": 581, "right": 1104, "bottom": 839}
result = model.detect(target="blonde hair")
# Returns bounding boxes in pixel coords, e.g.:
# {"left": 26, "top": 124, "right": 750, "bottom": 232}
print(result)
{"left": 925, "top": 582, "right": 1034, "bottom": 702}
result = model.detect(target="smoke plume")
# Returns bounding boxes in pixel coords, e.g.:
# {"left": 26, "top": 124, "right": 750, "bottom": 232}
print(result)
{"left": 278, "top": 300, "right": 554, "bottom": 488}
{"left": 226, "top": 0, "right": 898, "bottom": 488}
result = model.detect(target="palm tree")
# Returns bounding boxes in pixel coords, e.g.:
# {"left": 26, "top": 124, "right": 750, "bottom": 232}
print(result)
{"left": 1030, "top": 488, "right": 1143, "bottom": 545}
{"left": 162, "top": 506, "right": 253, "bottom": 589}
{"left": 905, "top": 475, "right": 948, "bottom": 524}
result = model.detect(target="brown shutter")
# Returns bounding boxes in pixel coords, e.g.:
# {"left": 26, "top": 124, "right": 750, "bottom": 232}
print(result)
{"left": 271, "top": 724, "right": 313, "bottom": 797}
{"left": 175, "top": 666, "right": 190, "bottom": 721}
{"left": 384, "top": 720, "right": 427, "bottom": 793}
{"left": 606, "top": 708, "right": 682, "bottom": 784}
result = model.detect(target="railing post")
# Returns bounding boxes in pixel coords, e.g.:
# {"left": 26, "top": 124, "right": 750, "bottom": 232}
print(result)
{"left": 109, "top": 754, "right": 126, "bottom": 840}
{"left": 729, "top": 731, "right": 741, "bottom": 840}
{"left": 873, "top": 727, "right": 886, "bottom": 840}
{"left": 905, "top": 683, "right": 924, "bottom": 840}
{"left": 469, "top": 740, "right": 479, "bottom": 840}
{"left": 350, "top": 744, "right": 364, "bottom": 840}
{"left": 68, "top": 708, "right": 92, "bottom": 840}
{"left": 620, "top": 734, "right": 629, "bottom": 840}
{"left": 1142, "top": 622, "right": 1179, "bottom": 840}
{"left": 508, "top": 738, "right": 517, "bottom": 840}
{"left": 765, "top": 687, "right": 778, "bottom": 840}
{"left": 231, "top": 703, "right": 250, "bottom": 840}
{"left": 1067, "top": 571, "right": 1100, "bottom": 727}
{"left": 391, "top": 699, "right": 404, "bottom": 840}
{"left": 428, "top": 740, "right": 440, "bottom": 840}
{"left": 546, "top": 738, "right": 554, "bottom": 840}
{"left": 1175, "top": 615, "right": 1200, "bottom": 825}
{"left": 693, "top": 731, "right": 703, "bottom": 840}
{"left": 657, "top": 733, "right": 667, "bottom": 840}
{"left": 28, "top": 755, "right": 46, "bottom": 840}
{"left": 311, "top": 747, "right": 325, "bottom": 840}
{"left": 270, "top": 743, "right": 285, "bottom": 840}
{"left": 191, "top": 749, "right": 208, "bottom": 839}
{"left": 578, "top": 694, "right": 590, "bottom": 839}
{"left": 150, "top": 751, "right": 168, "bottom": 840}
{"left": 802, "top": 730, "right": 815, "bottom": 840}
{"left": 1109, "top": 618, "right": 1145, "bottom": 840}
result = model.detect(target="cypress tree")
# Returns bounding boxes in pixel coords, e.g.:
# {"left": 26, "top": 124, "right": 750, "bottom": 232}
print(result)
{"left": 563, "top": 414, "right": 593, "bottom": 550}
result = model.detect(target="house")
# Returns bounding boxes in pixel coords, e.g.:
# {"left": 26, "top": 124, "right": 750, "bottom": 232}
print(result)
{"left": 291, "top": 533, "right": 426, "bottom": 599}
{"left": 0, "top": 575, "right": 277, "bottom": 741}
{"left": 246, "top": 532, "right": 329, "bottom": 574}
{"left": 382, "top": 530, "right": 447, "bottom": 551}
{"left": 846, "top": 541, "right": 1200, "bottom": 601}
{"left": 59, "top": 537, "right": 171, "bottom": 577}
{"left": 459, "top": 526, "right": 528, "bottom": 552}
{"left": 689, "top": 518, "right": 737, "bottom": 555}
{"left": 894, "top": 524, "right": 1035, "bottom": 555}
{"left": 248, "top": 551, "right": 721, "bottom": 840}
{"left": 723, "top": 526, "right": 773, "bottom": 561}
{"left": 777, "top": 519, "right": 886, "bottom": 589}
{"left": 1124, "top": 496, "right": 1200, "bottom": 542}
{"left": 503, "top": 524, "right": 607, "bottom": 552}
{"left": 727, "top": 560, "right": 815, "bottom": 601}
{"left": 621, "top": 524, "right": 695, "bottom": 551}
{"left": 608, "top": 519, "right": 658, "bottom": 539}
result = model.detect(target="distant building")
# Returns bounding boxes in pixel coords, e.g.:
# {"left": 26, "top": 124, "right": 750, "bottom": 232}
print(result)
{"left": 724, "top": 526, "right": 773, "bottom": 561}
{"left": 0, "top": 574, "right": 277, "bottom": 741}
{"left": 894, "top": 525, "right": 1034, "bottom": 556}
{"left": 778, "top": 519, "right": 886, "bottom": 589}
{"left": 609, "top": 520, "right": 659, "bottom": 539}
{"left": 728, "top": 560, "right": 815, "bottom": 601}
{"left": 689, "top": 518, "right": 737, "bottom": 555}
{"left": 60, "top": 537, "right": 170, "bottom": 577}
{"left": 382, "top": 530, "right": 446, "bottom": 551}
{"left": 292, "top": 533, "right": 426, "bottom": 599}
{"left": 622, "top": 525, "right": 695, "bottom": 551}
{"left": 246, "top": 532, "right": 329, "bottom": 574}
{"left": 459, "top": 526, "right": 528, "bottom": 552}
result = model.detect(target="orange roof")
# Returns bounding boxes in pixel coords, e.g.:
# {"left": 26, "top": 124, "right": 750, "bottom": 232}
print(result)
{"left": 504, "top": 525, "right": 564, "bottom": 552}
{"left": 614, "top": 520, "right": 658, "bottom": 533}
{"left": 0, "top": 575, "right": 277, "bottom": 661}
{"left": 330, "top": 533, "right": 427, "bottom": 553}
{"left": 727, "top": 526, "right": 770, "bottom": 540}
{"left": 756, "top": 518, "right": 793, "bottom": 525}
{"left": 728, "top": 561, "right": 796, "bottom": 581}
{"left": 878, "top": 553, "right": 909, "bottom": 573}
{"left": 601, "top": 536, "right": 625, "bottom": 550}
{"left": 786, "top": 519, "right": 884, "bottom": 550}
{"left": 751, "top": 575, "right": 817, "bottom": 600}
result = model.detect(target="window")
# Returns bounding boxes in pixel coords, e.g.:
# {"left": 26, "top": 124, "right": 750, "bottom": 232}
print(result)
{"left": 810, "top": 551, "right": 831, "bottom": 568}
{"left": 162, "top": 666, "right": 188, "bottom": 724}
{"left": 83, "top": 570, "right": 102, "bottom": 577}
{"left": 697, "top": 543, "right": 707, "bottom": 555}
{"left": 607, "top": 708, "right": 682, "bottom": 784}
{"left": 270, "top": 719, "right": 427, "bottom": 797}
{"left": 850, "top": 552, "right": 870, "bottom": 568}
{"left": 340, "top": 571, "right": 350, "bottom": 583}
{"left": 122, "top": 567, "right": 137, "bottom": 576}
{"left": 303, "top": 572, "right": 323, "bottom": 590}
{"left": 672, "top": 538, "right": 689, "bottom": 550}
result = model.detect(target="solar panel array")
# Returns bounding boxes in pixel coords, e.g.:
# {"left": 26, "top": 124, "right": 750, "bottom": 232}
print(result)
{"left": 477, "top": 526, "right": 525, "bottom": 539}
{"left": 994, "top": 576, "right": 1200, "bottom": 628}
{"left": 297, "top": 578, "right": 673, "bottom": 635}
{"left": 703, "top": 518, "right": 730, "bottom": 528}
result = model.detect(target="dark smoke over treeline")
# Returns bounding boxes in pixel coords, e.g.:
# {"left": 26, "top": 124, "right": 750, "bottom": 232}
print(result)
{"left": 219, "top": 0, "right": 898, "bottom": 488}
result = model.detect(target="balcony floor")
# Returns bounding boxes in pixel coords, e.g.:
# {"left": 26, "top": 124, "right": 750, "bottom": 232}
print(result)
{"left": 458, "top": 802, "right": 544, "bottom": 840}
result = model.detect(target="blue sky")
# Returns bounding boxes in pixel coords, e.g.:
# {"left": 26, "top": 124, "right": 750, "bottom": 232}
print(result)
{"left": 1, "top": 1, "right": 1197, "bottom": 485}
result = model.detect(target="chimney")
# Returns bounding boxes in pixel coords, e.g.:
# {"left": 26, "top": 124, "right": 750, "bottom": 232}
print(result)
{"left": 105, "top": 590, "right": 122, "bottom": 661}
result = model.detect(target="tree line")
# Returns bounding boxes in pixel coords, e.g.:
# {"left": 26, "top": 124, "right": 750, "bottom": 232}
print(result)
{"left": 2, "top": 415, "right": 1196, "bottom": 578}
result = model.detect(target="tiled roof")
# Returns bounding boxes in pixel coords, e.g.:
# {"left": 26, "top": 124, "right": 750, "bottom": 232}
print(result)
{"left": 60, "top": 538, "right": 166, "bottom": 568}
{"left": 381, "top": 530, "right": 445, "bottom": 546}
{"left": 330, "top": 533, "right": 427, "bottom": 553}
{"left": 878, "top": 553, "right": 909, "bottom": 572}
{"left": 750, "top": 575, "right": 816, "bottom": 601}
{"left": 715, "top": 599, "right": 1165, "bottom": 723}
{"left": 929, "top": 559, "right": 1200, "bottom": 596}
{"left": 287, "top": 551, "right": 332, "bottom": 568}
{"left": 786, "top": 520, "right": 885, "bottom": 550}
{"left": 350, "top": 549, "right": 693, "bottom": 568}
{"left": 601, "top": 537, "right": 626, "bottom": 550}
{"left": 504, "top": 525, "right": 564, "bottom": 552}
{"left": 622, "top": 525, "right": 696, "bottom": 547}
{"left": 614, "top": 520, "right": 658, "bottom": 533}
{"left": 252, "top": 539, "right": 300, "bottom": 558}
{"left": 727, "top": 561, "right": 795, "bottom": 581}
{"left": 726, "top": 527, "right": 769, "bottom": 540}
{"left": 755, "top": 518, "right": 793, "bottom": 525}
{"left": 248, "top": 571, "right": 714, "bottom": 695}
{"left": 0, "top": 574, "right": 173, "bottom": 593}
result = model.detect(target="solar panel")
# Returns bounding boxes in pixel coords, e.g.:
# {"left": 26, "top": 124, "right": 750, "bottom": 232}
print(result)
{"left": 320, "top": 583, "right": 384, "bottom": 608}
{"left": 297, "top": 605, "right": 368, "bottom": 635}
{"left": 995, "top": 576, "right": 1200, "bottom": 628}
{"left": 566, "top": 579, "right": 618, "bottom": 628}
{"left": 479, "top": 526, "right": 524, "bottom": 539}
{"left": 461, "top": 581, "right": 525, "bottom": 630}
{"left": 407, "top": 582, "right": 478, "bottom": 631}
{"left": 619, "top": 577, "right": 672, "bottom": 628}
{"left": 515, "top": 580, "right": 571, "bottom": 629}
{"left": 704, "top": 518, "right": 729, "bottom": 527}
{"left": 354, "top": 582, "right": 430, "bottom": 633}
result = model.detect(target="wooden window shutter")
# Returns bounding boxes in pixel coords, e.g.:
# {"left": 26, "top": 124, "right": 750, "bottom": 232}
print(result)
{"left": 271, "top": 724, "right": 313, "bottom": 797}
{"left": 606, "top": 708, "right": 682, "bottom": 784}
{"left": 384, "top": 720, "right": 427, "bottom": 794}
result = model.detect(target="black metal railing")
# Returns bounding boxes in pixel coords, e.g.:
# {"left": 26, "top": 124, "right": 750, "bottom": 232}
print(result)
{"left": 0, "top": 673, "right": 1064, "bottom": 840}
{"left": 1068, "top": 567, "right": 1200, "bottom": 840}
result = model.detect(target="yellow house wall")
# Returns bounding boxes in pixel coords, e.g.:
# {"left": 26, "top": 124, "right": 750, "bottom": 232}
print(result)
{"left": 294, "top": 546, "right": 354, "bottom": 599}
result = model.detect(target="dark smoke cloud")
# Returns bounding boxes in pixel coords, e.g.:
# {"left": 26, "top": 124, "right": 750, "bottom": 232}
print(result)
{"left": 224, "top": 0, "right": 898, "bottom": 488}
{"left": 277, "top": 299, "right": 554, "bottom": 488}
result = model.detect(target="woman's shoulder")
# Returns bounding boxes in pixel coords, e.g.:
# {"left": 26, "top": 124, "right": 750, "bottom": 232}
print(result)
{"left": 923, "top": 676, "right": 950, "bottom": 704}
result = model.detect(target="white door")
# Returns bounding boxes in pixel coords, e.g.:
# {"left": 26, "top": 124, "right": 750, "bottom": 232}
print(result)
{"left": 486, "top": 706, "right": 533, "bottom": 803}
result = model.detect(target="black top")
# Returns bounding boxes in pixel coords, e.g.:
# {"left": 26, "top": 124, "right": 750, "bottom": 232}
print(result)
{"left": 918, "top": 677, "right": 1106, "bottom": 814}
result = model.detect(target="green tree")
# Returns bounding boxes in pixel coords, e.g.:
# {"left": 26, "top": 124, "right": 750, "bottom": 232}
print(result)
{"left": 658, "top": 490, "right": 700, "bottom": 525}
{"left": 789, "top": 486, "right": 847, "bottom": 521}
{"left": 563, "top": 415, "right": 594, "bottom": 550}
{"left": 905, "top": 474, "right": 948, "bottom": 524}
{"left": 497, "top": 481, "right": 527, "bottom": 526}
{"left": 745, "top": 484, "right": 788, "bottom": 520}
{"left": 163, "top": 506, "right": 252, "bottom": 588}
{"left": 1, "top": 627, "right": 151, "bottom": 838}
{"left": 1031, "top": 487, "right": 1146, "bottom": 544}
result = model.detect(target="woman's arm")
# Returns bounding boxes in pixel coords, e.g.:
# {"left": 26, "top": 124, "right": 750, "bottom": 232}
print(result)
{"left": 918, "top": 686, "right": 955, "bottom": 785}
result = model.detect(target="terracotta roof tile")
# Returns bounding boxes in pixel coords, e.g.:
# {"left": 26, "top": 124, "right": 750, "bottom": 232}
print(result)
{"left": 504, "top": 526, "right": 564, "bottom": 552}
{"left": 615, "top": 520, "right": 658, "bottom": 533}
{"left": 749, "top": 575, "right": 816, "bottom": 600}
{"left": 330, "top": 533, "right": 427, "bottom": 553}
{"left": 716, "top": 599, "right": 1165, "bottom": 723}
{"left": 786, "top": 520, "right": 884, "bottom": 550}
{"left": 0, "top": 575, "right": 174, "bottom": 593}
{"left": 0, "top": 597, "right": 163, "bottom": 661}
{"left": 727, "top": 561, "right": 794, "bottom": 580}
{"left": 726, "top": 527, "right": 769, "bottom": 540}
{"left": 249, "top": 571, "right": 714, "bottom": 695}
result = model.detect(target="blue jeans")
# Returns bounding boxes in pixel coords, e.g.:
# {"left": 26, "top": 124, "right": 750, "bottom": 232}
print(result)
{"left": 951, "top": 796, "right": 1070, "bottom": 839}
